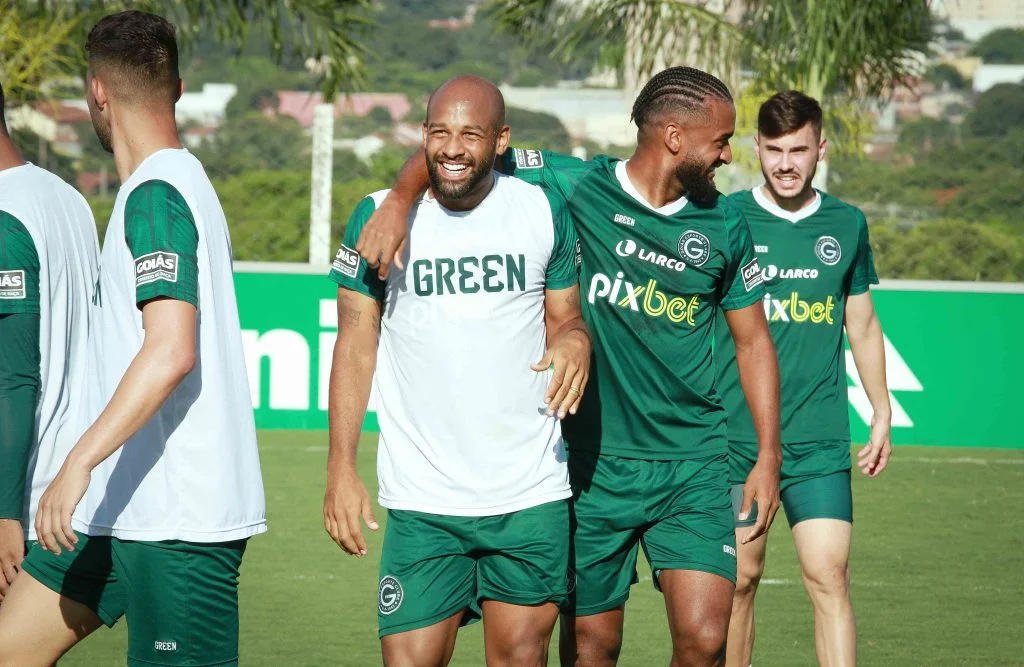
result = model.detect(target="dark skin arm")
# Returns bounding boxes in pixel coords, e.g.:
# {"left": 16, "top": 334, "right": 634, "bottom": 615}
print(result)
{"left": 724, "top": 302, "right": 782, "bottom": 544}
{"left": 354, "top": 147, "right": 429, "bottom": 279}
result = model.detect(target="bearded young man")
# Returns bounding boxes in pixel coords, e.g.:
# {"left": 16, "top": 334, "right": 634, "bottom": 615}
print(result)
{"left": 718, "top": 90, "right": 892, "bottom": 667}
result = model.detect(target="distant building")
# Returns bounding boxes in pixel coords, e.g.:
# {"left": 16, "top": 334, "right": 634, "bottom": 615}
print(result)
{"left": 972, "top": 64, "right": 1024, "bottom": 91}
{"left": 935, "top": 0, "right": 1024, "bottom": 39}
{"left": 499, "top": 85, "right": 635, "bottom": 146}
{"left": 276, "top": 91, "right": 412, "bottom": 129}
{"left": 176, "top": 83, "right": 238, "bottom": 127}
{"left": 7, "top": 101, "right": 91, "bottom": 156}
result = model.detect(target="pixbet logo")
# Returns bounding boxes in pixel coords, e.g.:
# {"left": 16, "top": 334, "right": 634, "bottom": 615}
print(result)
{"left": 762, "top": 291, "right": 835, "bottom": 325}
{"left": 587, "top": 271, "right": 700, "bottom": 326}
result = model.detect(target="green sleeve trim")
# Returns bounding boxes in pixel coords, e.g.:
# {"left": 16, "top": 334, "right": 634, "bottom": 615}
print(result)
{"left": 0, "top": 211, "right": 41, "bottom": 315}
{"left": 543, "top": 188, "right": 580, "bottom": 290}
{"left": 124, "top": 180, "right": 200, "bottom": 309}
{"left": 328, "top": 196, "right": 386, "bottom": 301}
{"left": 502, "top": 147, "right": 591, "bottom": 206}
{"left": 0, "top": 312, "right": 41, "bottom": 520}
{"left": 720, "top": 210, "right": 766, "bottom": 310}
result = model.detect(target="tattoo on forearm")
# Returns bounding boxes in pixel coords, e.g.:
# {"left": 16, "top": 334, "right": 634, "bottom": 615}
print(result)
{"left": 339, "top": 307, "right": 362, "bottom": 327}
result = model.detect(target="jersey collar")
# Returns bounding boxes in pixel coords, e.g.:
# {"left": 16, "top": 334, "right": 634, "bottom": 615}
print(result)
{"left": 752, "top": 184, "right": 821, "bottom": 223}
{"left": 615, "top": 161, "right": 688, "bottom": 216}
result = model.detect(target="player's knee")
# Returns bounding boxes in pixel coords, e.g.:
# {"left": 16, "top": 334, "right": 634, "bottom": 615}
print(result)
{"left": 574, "top": 619, "right": 622, "bottom": 666}
{"left": 735, "top": 557, "right": 765, "bottom": 598}
{"left": 802, "top": 560, "right": 850, "bottom": 599}
{"left": 672, "top": 620, "right": 728, "bottom": 664}
{"left": 490, "top": 637, "right": 548, "bottom": 667}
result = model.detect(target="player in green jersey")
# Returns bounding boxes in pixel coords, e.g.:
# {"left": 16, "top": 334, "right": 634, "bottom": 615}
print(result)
{"left": 717, "top": 91, "right": 892, "bottom": 667}
{"left": 353, "top": 67, "right": 784, "bottom": 667}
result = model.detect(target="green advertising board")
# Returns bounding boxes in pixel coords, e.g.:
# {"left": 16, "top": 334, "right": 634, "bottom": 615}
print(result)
{"left": 234, "top": 265, "right": 1021, "bottom": 449}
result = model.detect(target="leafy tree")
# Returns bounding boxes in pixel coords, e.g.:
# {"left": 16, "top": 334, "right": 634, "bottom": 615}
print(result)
{"left": 506, "top": 106, "right": 572, "bottom": 153}
{"left": 871, "top": 219, "right": 1023, "bottom": 281}
{"left": 964, "top": 83, "right": 1024, "bottom": 138}
{"left": 925, "top": 63, "right": 967, "bottom": 90}
{"left": 13, "top": 0, "right": 375, "bottom": 97}
{"left": 192, "top": 112, "right": 309, "bottom": 178}
{"left": 969, "top": 27, "right": 1024, "bottom": 64}
{"left": 0, "top": 2, "right": 80, "bottom": 104}
{"left": 487, "top": 0, "right": 933, "bottom": 186}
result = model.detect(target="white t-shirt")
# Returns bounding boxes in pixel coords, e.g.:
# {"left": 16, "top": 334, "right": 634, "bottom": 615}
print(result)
{"left": 0, "top": 163, "right": 99, "bottom": 540}
{"left": 74, "top": 149, "right": 266, "bottom": 542}
{"left": 330, "top": 174, "right": 581, "bottom": 516}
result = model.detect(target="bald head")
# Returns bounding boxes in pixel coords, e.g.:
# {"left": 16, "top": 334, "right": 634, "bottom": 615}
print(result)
{"left": 426, "top": 75, "right": 505, "bottom": 134}
{"left": 422, "top": 75, "right": 511, "bottom": 209}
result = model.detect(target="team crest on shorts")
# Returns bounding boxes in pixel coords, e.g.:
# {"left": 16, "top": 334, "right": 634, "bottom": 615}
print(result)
{"left": 814, "top": 235, "right": 842, "bottom": 266}
{"left": 378, "top": 575, "right": 404, "bottom": 615}
{"left": 677, "top": 230, "right": 711, "bottom": 267}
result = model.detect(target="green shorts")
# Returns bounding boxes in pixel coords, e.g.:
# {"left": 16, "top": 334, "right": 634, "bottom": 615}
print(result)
{"left": 730, "top": 440, "right": 853, "bottom": 529}
{"left": 567, "top": 450, "right": 736, "bottom": 617}
{"left": 731, "top": 470, "right": 853, "bottom": 528}
{"left": 21, "top": 531, "right": 247, "bottom": 666}
{"left": 377, "top": 499, "right": 570, "bottom": 638}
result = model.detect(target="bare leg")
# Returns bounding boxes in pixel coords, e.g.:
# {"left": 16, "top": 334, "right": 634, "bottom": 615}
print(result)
{"left": 725, "top": 530, "right": 769, "bottom": 667}
{"left": 0, "top": 571, "right": 102, "bottom": 666}
{"left": 381, "top": 610, "right": 464, "bottom": 667}
{"left": 792, "top": 519, "right": 855, "bottom": 667}
{"left": 482, "top": 600, "right": 559, "bottom": 667}
{"left": 660, "top": 569, "right": 734, "bottom": 667}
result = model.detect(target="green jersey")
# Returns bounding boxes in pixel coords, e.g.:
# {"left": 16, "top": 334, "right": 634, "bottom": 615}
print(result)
{"left": 501, "top": 149, "right": 765, "bottom": 460}
{"left": 716, "top": 186, "right": 878, "bottom": 448}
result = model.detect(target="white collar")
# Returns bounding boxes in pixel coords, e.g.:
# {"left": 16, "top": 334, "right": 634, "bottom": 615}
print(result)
{"left": 615, "top": 160, "right": 688, "bottom": 216}
{"left": 752, "top": 184, "right": 821, "bottom": 223}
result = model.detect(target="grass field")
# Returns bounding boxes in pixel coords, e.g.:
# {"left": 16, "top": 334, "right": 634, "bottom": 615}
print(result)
{"left": 59, "top": 431, "right": 1024, "bottom": 666}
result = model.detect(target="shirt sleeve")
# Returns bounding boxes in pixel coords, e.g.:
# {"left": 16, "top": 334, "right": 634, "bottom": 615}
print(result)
{"left": 0, "top": 312, "right": 40, "bottom": 520}
{"left": 543, "top": 189, "right": 581, "bottom": 290}
{"left": 719, "top": 210, "right": 766, "bottom": 311}
{"left": 328, "top": 196, "right": 387, "bottom": 301}
{"left": 0, "top": 211, "right": 41, "bottom": 315}
{"left": 123, "top": 180, "right": 200, "bottom": 309}
{"left": 848, "top": 210, "right": 879, "bottom": 296}
{"left": 499, "top": 148, "right": 591, "bottom": 204}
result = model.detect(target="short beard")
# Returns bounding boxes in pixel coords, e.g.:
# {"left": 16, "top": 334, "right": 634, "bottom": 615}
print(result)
{"left": 92, "top": 119, "right": 113, "bottom": 154}
{"left": 762, "top": 164, "right": 817, "bottom": 203}
{"left": 426, "top": 153, "right": 494, "bottom": 201}
{"left": 675, "top": 155, "right": 718, "bottom": 205}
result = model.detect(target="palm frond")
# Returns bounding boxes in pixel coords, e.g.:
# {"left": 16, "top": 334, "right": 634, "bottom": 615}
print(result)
{"left": 485, "top": 0, "right": 745, "bottom": 88}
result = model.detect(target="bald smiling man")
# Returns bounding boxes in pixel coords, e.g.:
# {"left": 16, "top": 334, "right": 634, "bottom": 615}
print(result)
{"left": 323, "top": 75, "right": 592, "bottom": 666}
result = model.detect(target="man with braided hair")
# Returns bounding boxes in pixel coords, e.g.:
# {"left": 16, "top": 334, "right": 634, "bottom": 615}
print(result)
{"left": 354, "top": 66, "right": 783, "bottom": 666}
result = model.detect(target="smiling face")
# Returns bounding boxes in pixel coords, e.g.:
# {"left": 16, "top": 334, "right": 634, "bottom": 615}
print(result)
{"left": 670, "top": 97, "right": 735, "bottom": 204}
{"left": 756, "top": 122, "right": 826, "bottom": 204}
{"left": 422, "top": 77, "right": 509, "bottom": 208}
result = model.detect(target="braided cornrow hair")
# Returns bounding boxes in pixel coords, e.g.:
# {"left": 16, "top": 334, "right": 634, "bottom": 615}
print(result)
{"left": 630, "top": 66, "right": 733, "bottom": 130}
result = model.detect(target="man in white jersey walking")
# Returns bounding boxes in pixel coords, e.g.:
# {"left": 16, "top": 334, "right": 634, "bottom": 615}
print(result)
{"left": 324, "top": 75, "right": 590, "bottom": 666}
{"left": 0, "top": 81, "right": 99, "bottom": 604}
{"left": 0, "top": 11, "right": 265, "bottom": 666}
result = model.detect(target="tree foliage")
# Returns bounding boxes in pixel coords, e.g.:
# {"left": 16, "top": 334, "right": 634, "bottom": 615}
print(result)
{"left": 969, "top": 27, "right": 1024, "bottom": 64}
{"left": 0, "top": 1, "right": 80, "bottom": 103}
{"left": 485, "top": 0, "right": 933, "bottom": 157}
{"left": 964, "top": 83, "right": 1024, "bottom": 138}
{"left": 13, "top": 0, "right": 375, "bottom": 97}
